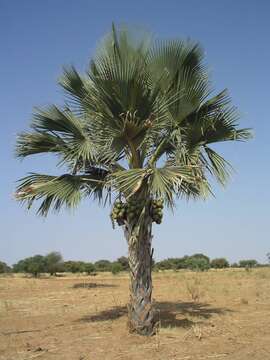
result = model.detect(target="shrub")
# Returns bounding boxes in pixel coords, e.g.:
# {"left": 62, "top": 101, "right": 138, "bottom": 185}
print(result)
{"left": 185, "top": 257, "right": 210, "bottom": 271}
{"left": 13, "top": 255, "right": 46, "bottom": 277}
{"left": 44, "top": 252, "right": 63, "bottom": 275}
{"left": 155, "top": 257, "right": 189, "bottom": 270}
{"left": 83, "top": 262, "right": 96, "bottom": 275}
{"left": 154, "top": 254, "right": 210, "bottom": 271}
{"left": 117, "top": 256, "right": 129, "bottom": 271}
{"left": 0, "top": 261, "right": 11, "bottom": 273}
{"left": 211, "top": 258, "right": 229, "bottom": 269}
{"left": 185, "top": 275, "right": 202, "bottom": 302}
{"left": 111, "top": 262, "right": 122, "bottom": 275}
{"left": 63, "top": 261, "right": 85, "bottom": 273}
{"left": 239, "top": 259, "right": 258, "bottom": 269}
{"left": 94, "top": 260, "right": 112, "bottom": 272}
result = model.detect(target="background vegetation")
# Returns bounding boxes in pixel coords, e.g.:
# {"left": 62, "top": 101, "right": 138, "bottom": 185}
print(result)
{"left": 1, "top": 252, "right": 268, "bottom": 277}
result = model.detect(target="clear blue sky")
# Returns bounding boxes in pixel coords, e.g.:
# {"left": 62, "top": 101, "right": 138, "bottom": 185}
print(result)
{"left": 1, "top": 0, "right": 269, "bottom": 266}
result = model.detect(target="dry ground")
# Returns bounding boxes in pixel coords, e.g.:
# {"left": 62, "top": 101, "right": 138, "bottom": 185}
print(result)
{"left": 1, "top": 268, "right": 270, "bottom": 360}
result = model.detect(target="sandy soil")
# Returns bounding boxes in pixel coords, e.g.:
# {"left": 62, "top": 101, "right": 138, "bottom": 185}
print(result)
{"left": 0, "top": 268, "right": 270, "bottom": 360}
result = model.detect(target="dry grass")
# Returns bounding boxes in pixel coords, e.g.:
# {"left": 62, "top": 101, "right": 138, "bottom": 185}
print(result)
{"left": 0, "top": 268, "right": 270, "bottom": 360}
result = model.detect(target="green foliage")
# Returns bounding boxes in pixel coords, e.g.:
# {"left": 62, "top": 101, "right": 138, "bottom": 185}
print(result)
{"left": 45, "top": 252, "right": 63, "bottom": 275}
{"left": 239, "top": 260, "right": 258, "bottom": 269}
{"left": 0, "top": 261, "right": 11, "bottom": 274}
{"left": 155, "top": 254, "right": 210, "bottom": 271}
{"left": 117, "top": 256, "right": 129, "bottom": 271}
{"left": 185, "top": 256, "right": 210, "bottom": 271}
{"left": 94, "top": 260, "right": 112, "bottom": 272}
{"left": 111, "top": 262, "right": 123, "bottom": 275}
{"left": 211, "top": 258, "right": 229, "bottom": 269}
{"left": 63, "top": 261, "right": 85, "bottom": 273}
{"left": 83, "top": 262, "right": 96, "bottom": 275}
{"left": 15, "top": 25, "right": 251, "bottom": 218}
{"left": 13, "top": 255, "right": 46, "bottom": 277}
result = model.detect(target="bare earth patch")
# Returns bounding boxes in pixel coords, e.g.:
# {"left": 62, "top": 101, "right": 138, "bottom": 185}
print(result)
{"left": 0, "top": 268, "right": 270, "bottom": 360}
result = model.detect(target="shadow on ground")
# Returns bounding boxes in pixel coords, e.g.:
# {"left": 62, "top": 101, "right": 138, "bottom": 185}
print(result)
{"left": 79, "top": 301, "right": 232, "bottom": 328}
{"left": 72, "top": 282, "right": 118, "bottom": 289}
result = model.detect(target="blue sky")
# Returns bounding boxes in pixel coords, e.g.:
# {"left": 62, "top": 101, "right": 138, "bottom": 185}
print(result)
{"left": 1, "top": 0, "right": 269, "bottom": 265}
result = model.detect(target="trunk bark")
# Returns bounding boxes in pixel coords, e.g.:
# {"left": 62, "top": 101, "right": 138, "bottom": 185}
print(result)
{"left": 124, "top": 208, "right": 156, "bottom": 335}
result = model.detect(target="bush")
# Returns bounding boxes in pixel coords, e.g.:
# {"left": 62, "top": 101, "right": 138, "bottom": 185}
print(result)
{"left": 239, "top": 260, "right": 258, "bottom": 269}
{"left": 211, "top": 258, "right": 229, "bottom": 269}
{"left": 83, "top": 262, "right": 96, "bottom": 275}
{"left": 185, "top": 257, "right": 210, "bottom": 271}
{"left": 63, "top": 261, "right": 85, "bottom": 273}
{"left": 154, "top": 254, "right": 210, "bottom": 271}
{"left": 117, "top": 256, "right": 129, "bottom": 271}
{"left": 111, "top": 262, "right": 122, "bottom": 275}
{"left": 13, "top": 255, "right": 46, "bottom": 277}
{"left": 44, "top": 252, "right": 63, "bottom": 275}
{"left": 0, "top": 261, "right": 11, "bottom": 273}
{"left": 155, "top": 257, "right": 188, "bottom": 270}
{"left": 94, "top": 260, "right": 112, "bottom": 272}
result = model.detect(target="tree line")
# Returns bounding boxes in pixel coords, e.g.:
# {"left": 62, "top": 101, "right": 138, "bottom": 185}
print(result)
{"left": 0, "top": 252, "right": 268, "bottom": 277}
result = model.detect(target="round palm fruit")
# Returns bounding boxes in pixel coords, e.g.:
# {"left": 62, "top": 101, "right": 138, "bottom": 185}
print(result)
{"left": 115, "top": 202, "right": 122, "bottom": 209}
{"left": 157, "top": 209, "right": 163, "bottom": 216}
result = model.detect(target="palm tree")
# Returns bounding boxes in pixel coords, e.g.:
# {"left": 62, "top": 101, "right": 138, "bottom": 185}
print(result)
{"left": 15, "top": 25, "right": 251, "bottom": 335}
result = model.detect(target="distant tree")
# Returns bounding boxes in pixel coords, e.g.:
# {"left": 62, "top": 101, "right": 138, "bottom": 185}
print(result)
{"left": 117, "top": 256, "right": 129, "bottom": 271}
{"left": 231, "top": 262, "right": 239, "bottom": 268}
{"left": 239, "top": 259, "right": 258, "bottom": 269}
{"left": 267, "top": 253, "right": 270, "bottom": 264}
{"left": 185, "top": 256, "right": 210, "bottom": 271}
{"left": 154, "top": 255, "right": 210, "bottom": 271}
{"left": 111, "top": 262, "right": 122, "bottom": 275}
{"left": 13, "top": 259, "right": 28, "bottom": 273}
{"left": 211, "top": 258, "right": 229, "bottom": 269}
{"left": 191, "top": 253, "right": 210, "bottom": 264}
{"left": 0, "top": 261, "right": 11, "bottom": 273}
{"left": 155, "top": 259, "right": 174, "bottom": 270}
{"left": 94, "top": 260, "right": 112, "bottom": 272}
{"left": 27, "top": 255, "right": 47, "bottom": 277}
{"left": 155, "top": 258, "right": 178, "bottom": 270}
{"left": 63, "top": 261, "right": 85, "bottom": 273}
{"left": 45, "top": 252, "right": 63, "bottom": 275}
{"left": 83, "top": 262, "right": 96, "bottom": 275}
{"left": 13, "top": 255, "right": 46, "bottom": 277}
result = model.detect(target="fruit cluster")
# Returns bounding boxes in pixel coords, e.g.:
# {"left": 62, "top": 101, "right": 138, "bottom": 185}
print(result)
{"left": 111, "top": 198, "right": 164, "bottom": 226}
{"left": 151, "top": 199, "right": 163, "bottom": 224}
{"left": 111, "top": 201, "right": 127, "bottom": 225}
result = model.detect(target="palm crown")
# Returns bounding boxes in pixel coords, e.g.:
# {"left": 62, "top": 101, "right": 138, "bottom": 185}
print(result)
{"left": 16, "top": 25, "right": 251, "bottom": 215}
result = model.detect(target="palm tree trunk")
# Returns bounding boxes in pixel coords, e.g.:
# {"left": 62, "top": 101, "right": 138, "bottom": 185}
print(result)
{"left": 124, "top": 210, "right": 156, "bottom": 335}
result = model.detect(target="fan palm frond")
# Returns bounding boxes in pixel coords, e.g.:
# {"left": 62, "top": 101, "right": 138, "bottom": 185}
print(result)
{"left": 16, "top": 171, "right": 107, "bottom": 216}
{"left": 15, "top": 24, "right": 251, "bottom": 216}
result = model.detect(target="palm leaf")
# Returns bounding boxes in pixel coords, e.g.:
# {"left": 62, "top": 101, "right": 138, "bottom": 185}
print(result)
{"left": 16, "top": 171, "right": 107, "bottom": 216}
